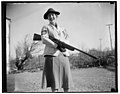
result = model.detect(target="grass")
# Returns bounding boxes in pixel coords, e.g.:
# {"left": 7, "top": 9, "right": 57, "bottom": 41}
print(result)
{"left": 71, "top": 68, "right": 116, "bottom": 92}
{"left": 7, "top": 67, "right": 116, "bottom": 92}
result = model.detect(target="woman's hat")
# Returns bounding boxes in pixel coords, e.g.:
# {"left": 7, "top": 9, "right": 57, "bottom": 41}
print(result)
{"left": 44, "top": 8, "right": 60, "bottom": 19}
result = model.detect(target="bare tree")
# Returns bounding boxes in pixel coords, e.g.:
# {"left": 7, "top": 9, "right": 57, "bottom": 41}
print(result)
{"left": 15, "top": 34, "right": 43, "bottom": 71}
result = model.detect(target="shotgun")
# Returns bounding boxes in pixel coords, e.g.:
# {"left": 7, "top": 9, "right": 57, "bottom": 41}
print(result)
{"left": 33, "top": 33, "right": 98, "bottom": 59}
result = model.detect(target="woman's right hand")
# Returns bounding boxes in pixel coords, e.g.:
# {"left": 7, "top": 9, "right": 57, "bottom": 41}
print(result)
{"left": 57, "top": 46, "right": 66, "bottom": 52}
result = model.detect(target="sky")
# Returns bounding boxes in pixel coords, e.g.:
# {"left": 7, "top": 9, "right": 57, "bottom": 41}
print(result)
{"left": 6, "top": 2, "right": 115, "bottom": 58}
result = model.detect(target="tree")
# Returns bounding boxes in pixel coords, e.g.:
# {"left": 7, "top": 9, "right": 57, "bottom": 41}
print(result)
{"left": 15, "top": 34, "right": 43, "bottom": 71}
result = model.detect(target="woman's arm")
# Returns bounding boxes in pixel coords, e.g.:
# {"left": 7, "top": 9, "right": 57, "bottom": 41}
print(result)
{"left": 62, "top": 28, "right": 71, "bottom": 56}
{"left": 41, "top": 26, "right": 58, "bottom": 48}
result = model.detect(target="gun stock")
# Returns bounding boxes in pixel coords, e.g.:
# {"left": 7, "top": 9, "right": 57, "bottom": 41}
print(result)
{"left": 33, "top": 33, "right": 41, "bottom": 41}
{"left": 33, "top": 33, "right": 98, "bottom": 59}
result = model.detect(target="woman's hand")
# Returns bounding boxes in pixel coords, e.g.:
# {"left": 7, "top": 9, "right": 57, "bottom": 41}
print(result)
{"left": 56, "top": 46, "right": 66, "bottom": 52}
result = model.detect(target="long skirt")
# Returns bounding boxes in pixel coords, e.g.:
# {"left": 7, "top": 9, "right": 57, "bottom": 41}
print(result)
{"left": 41, "top": 53, "right": 73, "bottom": 89}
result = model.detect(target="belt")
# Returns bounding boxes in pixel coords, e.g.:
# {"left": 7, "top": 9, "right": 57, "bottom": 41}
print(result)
{"left": 44, "top": 55, "right": 55, "bottom": 57}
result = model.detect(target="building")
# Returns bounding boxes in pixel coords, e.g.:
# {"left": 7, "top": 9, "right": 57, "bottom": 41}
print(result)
{"left": 6, "top": 17, "right": 11, "bottom": 74}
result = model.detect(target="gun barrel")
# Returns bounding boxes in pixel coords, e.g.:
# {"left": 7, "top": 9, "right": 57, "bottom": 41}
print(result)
{"left": 75, "top": 48, "right": 98, "bottom": 59}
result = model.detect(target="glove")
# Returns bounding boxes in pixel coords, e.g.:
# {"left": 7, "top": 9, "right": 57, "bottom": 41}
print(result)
{"left": 57, "top": 46, "right": 66, "bottom": 52}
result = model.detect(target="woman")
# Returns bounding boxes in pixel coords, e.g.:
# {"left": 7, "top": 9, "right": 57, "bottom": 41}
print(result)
{"left": 41, "top": 8, "right": 73, "bottom": 92}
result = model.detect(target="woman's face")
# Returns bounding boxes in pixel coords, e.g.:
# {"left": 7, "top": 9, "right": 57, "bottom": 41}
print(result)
{"left": 48, "top": 13, "right": 57, "bottom": 22}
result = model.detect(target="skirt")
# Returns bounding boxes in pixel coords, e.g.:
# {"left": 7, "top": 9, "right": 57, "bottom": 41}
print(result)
{"left": 41, "top": 53, "right": 73, "bottom": 89}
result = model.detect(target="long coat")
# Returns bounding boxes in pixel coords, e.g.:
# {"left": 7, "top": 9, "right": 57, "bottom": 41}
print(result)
{"left": 41, "top": 24, "right": 73, "bottom": 89}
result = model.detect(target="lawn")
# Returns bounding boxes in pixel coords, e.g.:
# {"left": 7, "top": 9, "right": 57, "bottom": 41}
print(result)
{"left": 7, "top": 67, "right": 116, "bottom": 92}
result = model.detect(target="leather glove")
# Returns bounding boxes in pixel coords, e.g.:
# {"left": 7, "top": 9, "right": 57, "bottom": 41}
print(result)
{"left": 57, "top": 46, "right": 66, "bottom": 52}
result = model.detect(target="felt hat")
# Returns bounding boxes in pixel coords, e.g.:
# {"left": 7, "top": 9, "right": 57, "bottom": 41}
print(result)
{"left": 44, "top": 8, "right": 60, "bottom": 19}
